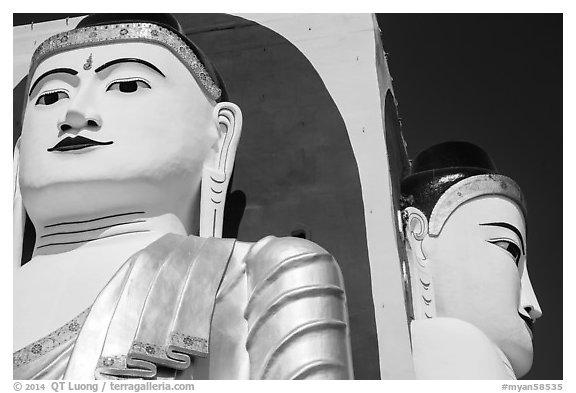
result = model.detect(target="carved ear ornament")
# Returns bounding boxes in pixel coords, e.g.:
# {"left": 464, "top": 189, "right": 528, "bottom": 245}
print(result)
{"left": 405, "top": 208, "right": 427, "bottom": 241}
{"left": 30, "top": 23, "right": 221, "bottom": 101}
{"left": 410, "top": 254, "right": 436, "bottom": 319}
{"left": 199, "top": 103, "right": 242, "bottom": 238}
{"left": 410, "top": 219, "right": 426, "bottom": 242}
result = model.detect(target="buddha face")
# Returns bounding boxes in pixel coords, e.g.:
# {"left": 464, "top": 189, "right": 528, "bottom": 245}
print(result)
{"left": 19, "top": 42, "right": 220, "bottom": 230}
{"left": 420, "top": 195, "right": 541, "bottom": 377}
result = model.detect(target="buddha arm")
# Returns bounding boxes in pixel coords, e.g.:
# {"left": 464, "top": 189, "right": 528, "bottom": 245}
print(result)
{"left": 244, "top": 236, "right": 354, "bottom": 379}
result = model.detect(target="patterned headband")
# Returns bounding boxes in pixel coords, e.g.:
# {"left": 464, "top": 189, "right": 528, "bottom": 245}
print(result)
{"left": 29, "top": 22, "right": 222, "bottom": 101}
{"left": 428, "top": 174, "right": 527, "bottom": 237}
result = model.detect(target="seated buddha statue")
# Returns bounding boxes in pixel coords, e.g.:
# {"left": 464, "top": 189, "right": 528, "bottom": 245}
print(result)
{"left": 400, "top": 141, "right": 542, "bottom": 379}
{"left": 13, "top": 14, "right": 353, "bottom": 380}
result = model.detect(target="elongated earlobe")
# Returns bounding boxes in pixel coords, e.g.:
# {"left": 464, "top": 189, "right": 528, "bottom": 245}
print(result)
{"left": 14, "top": 139, "right": 25, "bottom": 269}
{"left": 403, "top": 207, "right": 436, "bottom": 320}
{"left": 199, "top": 103, "right": 243, "bottom": 238}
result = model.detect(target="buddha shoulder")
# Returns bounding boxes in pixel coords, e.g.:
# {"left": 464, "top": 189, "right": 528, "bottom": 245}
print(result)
{"left": 240, "top": 235, "right": 345, "bottom": 287}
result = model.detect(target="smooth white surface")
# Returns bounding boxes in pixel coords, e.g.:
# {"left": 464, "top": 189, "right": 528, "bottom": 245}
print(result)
{"left": 13, "top": 230, "right": 172, "bottom": 351}
{"left": 411, "top": 318, "right": 515, "bottom": 379}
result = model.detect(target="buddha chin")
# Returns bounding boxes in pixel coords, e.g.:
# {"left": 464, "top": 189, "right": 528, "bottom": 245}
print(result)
{"left": 498, "top": 317, "right": 534, "bottom": 378}
{"left": 19, "top": 158, "right": 201, "bottom": 233}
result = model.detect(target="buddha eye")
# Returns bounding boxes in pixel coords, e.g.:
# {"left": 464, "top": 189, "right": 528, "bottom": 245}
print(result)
{"left": 106, "top": 78, "right": 151, "bottom": 93}
{"left": 35, "top": 90, "right": 69, "bottom": 106}
{"left": 489, "top": 240, "right": 522, "bottom": 266}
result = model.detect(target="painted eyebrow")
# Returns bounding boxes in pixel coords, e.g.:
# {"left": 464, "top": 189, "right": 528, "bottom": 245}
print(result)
{"left": 29, "top": 68, "right": 78, "bottom": 97}
{"left": 479, "top": 222, "right": 525, "bottom": 254}
{"left": 94, "top": 58, "right": 165, "bottom": 77}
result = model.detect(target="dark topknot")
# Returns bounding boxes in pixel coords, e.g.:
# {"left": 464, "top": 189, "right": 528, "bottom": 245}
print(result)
{"left": 400, "top": 141, "right": 498, "bottom": 219}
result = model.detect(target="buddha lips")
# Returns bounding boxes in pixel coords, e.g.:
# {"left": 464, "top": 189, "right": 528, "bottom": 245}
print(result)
{"left": 47, "top": 136, "right": 113, "bottom": 152}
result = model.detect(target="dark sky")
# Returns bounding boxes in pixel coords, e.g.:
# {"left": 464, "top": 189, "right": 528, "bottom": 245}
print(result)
{"left": 377, "top": 14, "right": 563, "bottom": 380}
{"left": 13, "top": 13, "right": 562, "bottom": 380}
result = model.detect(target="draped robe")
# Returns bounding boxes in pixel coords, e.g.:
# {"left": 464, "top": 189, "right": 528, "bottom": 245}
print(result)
{"left": 14, "top": 235, "right": 353, "bottom": 380}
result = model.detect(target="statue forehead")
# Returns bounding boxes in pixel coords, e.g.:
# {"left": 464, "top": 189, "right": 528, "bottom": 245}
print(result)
{"left": 427, "top": 175, "right": 526, "bottom": 237}
{"left": 24, "top": 41, "right": 211, "bottom": 116}
{"left": 31, "top": 42, "right": 185, "bottom": 79}
{"left": 445, "top": 196, "right": 525, "bottom": 229}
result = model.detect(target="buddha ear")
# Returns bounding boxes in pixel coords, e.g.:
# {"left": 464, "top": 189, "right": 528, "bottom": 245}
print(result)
{"left": 403, "top": 206, "right": 436, "bottom": 319}
{"left": 14, "top": 138, "right": 25, "bottom": 270}
{"left": 199, "top": 102, "right": 243, "bottom": 238}
{"left": 210, "top": 102, "right": 243, "bottom": 175}
{"left": 403, "top": 207, "right": 429, "bottom": 261}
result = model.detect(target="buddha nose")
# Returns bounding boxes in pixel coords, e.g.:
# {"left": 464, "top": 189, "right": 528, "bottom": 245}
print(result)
{"left": 520, "top": 266, "right": 543, "bottom": 322}
{"left": 57, "top": 87, "right": 102, "bottom": 135}
{"left": 58, "top": 110, "right": 102, "bottom": 134}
